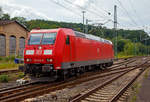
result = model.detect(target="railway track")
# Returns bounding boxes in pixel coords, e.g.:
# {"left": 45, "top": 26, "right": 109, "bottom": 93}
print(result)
{"left": 0, "top": 69, "right": 19, "bottom": 75}
{"left": 109, "top": 58, "right": 136, "bottom": 69}
{"left": 0, "top": 56, "right": 146, "bottom": 102}
{"left": 0, "top": 66, "right": 137, "bottom": 102}
{"left": 70, "top": 59, "right": 150, "bottom": 102}
{"left": 0, "top": 56, "right": 135, "bottom": 75}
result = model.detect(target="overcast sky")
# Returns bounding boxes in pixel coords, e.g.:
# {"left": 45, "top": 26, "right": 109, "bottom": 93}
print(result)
{"left": 0, "top": 0, "right": 150, "bottom": 32}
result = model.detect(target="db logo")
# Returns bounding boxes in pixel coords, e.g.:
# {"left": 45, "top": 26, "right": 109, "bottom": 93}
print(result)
{"left": 36, "top": 50, "right": 42, "bottom": 55}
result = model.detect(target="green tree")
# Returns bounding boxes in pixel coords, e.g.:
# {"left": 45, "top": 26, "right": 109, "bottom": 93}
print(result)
{"left": 0, "top": 7, "right": 3, "bottom": 19}
{"left": 23, "top": 19, "right": 150, "bottom": 57}
{"left": 1, "top": 13, "right": 10, "bottom": 20}
{"left": 11, "top": 17, "right": 26, "bottom": 25}
{"left": 117, "top": 39, "right": 126, "bottom": 53}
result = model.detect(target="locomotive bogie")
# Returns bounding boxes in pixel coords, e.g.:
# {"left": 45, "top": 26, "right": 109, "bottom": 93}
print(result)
{"left": 23, "top": 28, "right": 114, "bottom": 80}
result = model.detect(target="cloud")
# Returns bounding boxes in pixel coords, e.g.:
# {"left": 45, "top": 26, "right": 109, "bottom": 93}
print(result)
{"left": 0, "top": 0, "right": 149, "bottom": 31}
{"left": 73, "top": 0, "right": 95, "bottom": 10}
{"left": 0, "top": 0, "right": 52, "bottom": 20}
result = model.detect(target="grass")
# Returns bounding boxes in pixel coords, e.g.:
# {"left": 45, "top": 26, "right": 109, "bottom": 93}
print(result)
{"left": 0, "top": 72, "right": 25, "bottom": 83}
{"left": 132, "top": 83, "right": 141, "bottom": 93}
{"left": 0, "top": 56, "right": 25, "bottom": 83}
{"left": 0, "top": 56, "right": 23, "bottom": 69}
{"left": 117, "top": 55, "right": 134, "bottom": 59}
{"left": 144, "top": 70, "right": 149, "bottom": 78}
{"left": 0, "top": 63, "right": 19, "bottom": 69}
{"left": 117, "top": 53, "right": 135, "bottom": 59}
{"left": 17, "top": 72, "right": 25, "bottom": 78}
{"left": 130, "top": 82, "right": 141, "bottom": 102}
{"left": 131, "top": 95, "right": 137, "bottom": 102}
{"left": 0, "top": 56, "right": 15, "bottom": 62}
{"left": 130, "top": 69, "right": 150, "bottom": 102}
{"left": 117, "top": 53, "right": 147, "bottom": 59}
{"left": 0, "top": 56, "right": 24, "bottom": 83}
{"left": 0, "top": 74, "right": 9, "bottom": 82}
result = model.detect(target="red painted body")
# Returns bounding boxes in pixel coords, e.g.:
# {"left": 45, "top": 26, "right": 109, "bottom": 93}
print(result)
{"left": 24, "top": 28, "right": 114, "bottom": 70}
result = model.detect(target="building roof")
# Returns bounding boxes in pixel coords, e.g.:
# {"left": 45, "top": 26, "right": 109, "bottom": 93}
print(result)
{"left": 0, "top": 20, "right": 29, "bottom": 32}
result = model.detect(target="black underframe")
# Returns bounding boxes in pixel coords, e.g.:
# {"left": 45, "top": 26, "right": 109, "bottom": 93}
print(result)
{"left": 61, "top": 59, "right": 113, "bottom": 69}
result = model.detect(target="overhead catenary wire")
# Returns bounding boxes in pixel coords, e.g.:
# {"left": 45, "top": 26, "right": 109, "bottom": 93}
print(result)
{"left": 72, "top": 0, "right": 135, "bottom": 29}
{"left": 63, "top": 0, "right": 111, "bottom": 20}
{"left": 51, "top": 0, "right": 137, "bottom": 30}
{"left": 128, "top": 0, "right": 144, "bottom": 25}
{"left": 63, "top": 0, "right": 121, "bottom": 33}
{"left": 117, "top": 0, "right": 149, "bottom": 35}
{"left": 86, "top": 0, "right": 134, "bottom": 27}
{"left": 116, "top": 0, "right": 139, "bottom": 26}
{"left": 50, "top": 0, "right": 82, "bottom": 17}
{"left": 63, "top": 0, "right": 130, "bottom": 29}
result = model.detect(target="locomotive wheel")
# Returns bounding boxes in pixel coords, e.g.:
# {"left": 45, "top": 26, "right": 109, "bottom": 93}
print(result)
{"left": 99, "top": 64, "right": 103, "bottom": 70}
{"left": 75, "top": 67, "right": 82, "bottom": 77}
{"left": 62, "top": 70, "right": 67, "bottom": 80}
{"left": 57, "top": 69, "right": 67, "bottom": 81}
{"left": 102, "top": 64, "right": 106, "bottom": 69}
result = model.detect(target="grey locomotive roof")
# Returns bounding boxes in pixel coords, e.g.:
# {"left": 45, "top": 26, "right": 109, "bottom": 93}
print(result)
{"left": 74, "top": 31, "right": 112, "bottom": 44}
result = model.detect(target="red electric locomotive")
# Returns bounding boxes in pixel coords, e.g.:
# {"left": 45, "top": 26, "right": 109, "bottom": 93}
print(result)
{"left": 23, "top": 28, "right": 114, "bottom": 79}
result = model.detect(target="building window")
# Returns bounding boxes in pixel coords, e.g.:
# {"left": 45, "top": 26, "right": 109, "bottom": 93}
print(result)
{"left": 19, "top": 37, "right": 25, "bottom": 56}
{"left": 0, "top": 34, "right": 6, "bottom": 56}
{"left": 9, "top": 35, "right": 16, "bottom": 56}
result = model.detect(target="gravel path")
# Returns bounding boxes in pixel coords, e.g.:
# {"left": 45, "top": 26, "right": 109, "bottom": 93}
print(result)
{"left": 23, "top": 74, "right": 118, "bottom": 102}
{"left": 23, "top": 69, "right": 140, "bottom": 102}
{"left": 136, "top": 70, "right": 150, "bottom": 102}
{"left": 0, "top": 81, "right": 18, "bottom": 89}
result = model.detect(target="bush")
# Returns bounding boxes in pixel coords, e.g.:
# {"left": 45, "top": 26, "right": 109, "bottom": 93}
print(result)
{"left": 0, "top": 74, "right": 9, "bottom": 82}
{"left": 9, "top": 56, "right": 16, "bottom": 61}
{"left": 18, "top": 72, "right": 24, "bottom": 78}
{"left": 0, "top": 57, "right": 2, "bottom": 61}
{"left": 3, "top": 57, "right": 9, "bottom": 62}
{"left": 0, "top": 63, "right": 18, "bottom": 69}
{"left": 0, "top": 56, "right": 16, "bottom": 62}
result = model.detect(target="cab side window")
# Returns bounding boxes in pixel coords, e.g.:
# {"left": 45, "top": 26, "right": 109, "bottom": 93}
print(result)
{"left": 66, "top": 35, "right": 70, "bottom": 45}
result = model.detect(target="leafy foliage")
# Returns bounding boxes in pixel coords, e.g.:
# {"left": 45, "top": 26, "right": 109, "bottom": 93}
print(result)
{"left": 0, "top": 13, "right": 10, "bottom": 20}
{"left": 25, "top": 19, "right": 150, "bottom": 57}
{"left": 0, "top": 74, "right": 9, "bottom": 82}
{"left": 11, "top": 17, "right": 27, "bottom": 25}
{"left": 18, "top": 72, "right": 24, "bottom": 78}
{"left": 0, "top": 7, "right": 150, "bottom": 57}
{"left": 0, "top": 7, "right": 3, "bottom": 18}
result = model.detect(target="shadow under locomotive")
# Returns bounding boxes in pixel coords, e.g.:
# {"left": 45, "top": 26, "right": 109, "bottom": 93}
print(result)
{"left": 19, "top": 28, "right": 114, "bottom": 82}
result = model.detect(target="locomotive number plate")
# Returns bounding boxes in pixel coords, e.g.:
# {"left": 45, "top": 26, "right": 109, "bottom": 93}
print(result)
{"left": 34, "top": 59, "right": 44, "bottom": 62}
{"left": 36, "top": 50, "right": 42, "bottom": 55}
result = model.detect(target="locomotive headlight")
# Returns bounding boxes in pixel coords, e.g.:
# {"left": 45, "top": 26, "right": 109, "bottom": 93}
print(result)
{"left": 26, "top": 50, "right": 34, "bottom": 55}
{"left": 26, "top": 58, "right": 32, "bottom": 62}
{"left": 44, "top": 50, "right": 52, "bottom": 55}
{"left": 46, "top": 59, "right": 53, "bottom": 62}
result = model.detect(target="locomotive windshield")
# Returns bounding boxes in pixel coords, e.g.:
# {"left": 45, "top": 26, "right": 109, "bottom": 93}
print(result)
{"left": 28, "top": 33, "right": 57, "bottom": 45}
{"left": 42, "top": 33, "right": 57, "bottom": 44}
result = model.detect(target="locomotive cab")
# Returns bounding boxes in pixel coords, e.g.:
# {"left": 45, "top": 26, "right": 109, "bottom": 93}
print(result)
{"left": 24, "top": 30, "right": 59, "bottom": 76}
{"left": 22, "top": 28, "right": 114, "bottom": 80}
